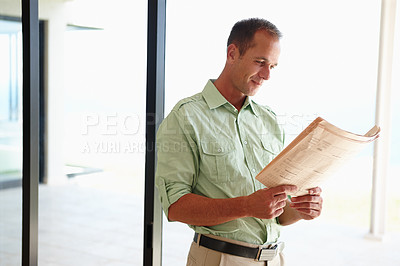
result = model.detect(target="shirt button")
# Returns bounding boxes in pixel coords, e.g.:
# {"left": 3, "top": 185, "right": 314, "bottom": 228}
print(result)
{"left": 217, "top": 148, "right": 222, "bottom": 153}
{"left": 243, "top": 140, "right": 248, "bottom": 145}
{"left": 252, "top": 169, "right": 256, "bottom": 173}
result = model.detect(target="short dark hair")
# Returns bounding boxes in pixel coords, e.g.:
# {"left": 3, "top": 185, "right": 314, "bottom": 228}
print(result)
{"left": 227, "top": 18, "right": 282, "bottom": 56}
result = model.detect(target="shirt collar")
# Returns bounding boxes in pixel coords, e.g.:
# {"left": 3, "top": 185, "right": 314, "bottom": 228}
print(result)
{"left": 202, "top": 79, "right": 259, "bottom": 117}
{"left": 244, "top": 96, "right": 260, "bottom": 117}
{"left": 202, "top": 80, "right": 229, "bottom": 110}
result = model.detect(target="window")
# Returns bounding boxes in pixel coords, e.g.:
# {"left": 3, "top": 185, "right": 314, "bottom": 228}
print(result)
{"left": 0, "top": 15, "right": 22, "bottom": 265}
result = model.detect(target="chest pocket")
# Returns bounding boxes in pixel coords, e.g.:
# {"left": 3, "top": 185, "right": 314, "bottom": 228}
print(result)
{"left": 200, "top": 140, "right": 235, "bottom": 183}
{"left": 258, "top": 137, "right": 282, "bottom": 167}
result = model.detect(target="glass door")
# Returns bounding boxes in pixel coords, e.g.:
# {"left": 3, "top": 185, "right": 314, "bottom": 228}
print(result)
{"left": 0, "top": 11, "right": 23, "bottom": 265}
{"left": 37, "top": 1, "right": 148, "bottom": 265}
{"left": 0, "top": 18, "right": 22, "bottom": 189}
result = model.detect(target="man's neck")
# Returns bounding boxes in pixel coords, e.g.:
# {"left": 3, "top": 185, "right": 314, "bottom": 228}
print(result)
{"left": 213, "top": 77, "right": 246, "bottom": 111}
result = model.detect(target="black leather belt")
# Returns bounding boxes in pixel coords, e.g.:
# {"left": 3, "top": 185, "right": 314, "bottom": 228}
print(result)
{"left": 193, "top": 233, "right": 264, "bottom": 260}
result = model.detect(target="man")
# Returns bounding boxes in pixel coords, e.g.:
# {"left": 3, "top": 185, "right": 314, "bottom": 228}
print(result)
{"left": 155, "top": 18, "right": 323, "bottom": 265}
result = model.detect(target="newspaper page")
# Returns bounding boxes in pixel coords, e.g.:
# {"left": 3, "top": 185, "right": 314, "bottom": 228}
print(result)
{"left": 256, "top": 117, "right": 380, "bottom": 196}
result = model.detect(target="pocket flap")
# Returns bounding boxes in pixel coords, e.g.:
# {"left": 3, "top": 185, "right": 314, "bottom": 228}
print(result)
{"left": 200, "top": 140, "right": 234, "bottom": 155}
{"left": 260, "top": 138, "right": 281, "bottom": 155}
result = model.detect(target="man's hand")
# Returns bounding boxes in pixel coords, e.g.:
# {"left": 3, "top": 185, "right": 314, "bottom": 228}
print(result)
{"left": 278, "top": 187, "right": 323, "bottom": 225}
{"left": 168, "top": 185, "right": 297, "bottom": 226}
{"left": 245, "top": 185, "right": 298, "bottom": 219}
{"left": 289, "top": 187, "right": 323, "bottom": 220}
{"left": 167, "top": 185, "right": 305, "bottom": 227}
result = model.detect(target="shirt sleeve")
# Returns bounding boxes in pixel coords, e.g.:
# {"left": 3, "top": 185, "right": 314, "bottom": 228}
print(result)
{"left": 155, "top": 110, "right": 199, "bottom": 220}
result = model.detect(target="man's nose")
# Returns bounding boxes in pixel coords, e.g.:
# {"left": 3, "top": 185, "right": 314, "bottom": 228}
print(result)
{"left": 259, "top": 66, "right": 271, "bottom": 80}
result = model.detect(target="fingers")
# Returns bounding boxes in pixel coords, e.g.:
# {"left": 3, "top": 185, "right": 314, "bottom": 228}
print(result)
{"left": 291, "top": 186, "right": 322, "bottom": 202}
{"left": 290, "top": 187, "right": 323, "bottom": 220}
{"left": 269, "top": 185, "right": 297, "bottom": 207}
{"left": 267, "top": 200, "right": 286, "bottom": 219}
{"left": 269, "top": 184, "right": 298, "bottom": 196}
{"left": 264, "top": 188, "right": 288, "bottom": 208}
{"left": 275, "top": 199, "right": 287, "bottom": 209}
{"left": 295, "top": 208, "right": 321, "bottom": 218}
{"left": 291, "top": 195, "right": 322, "bottom": 204}
{"left": 269, "top": 186, "right": 294, "bottom": 217}
{"left": 246, "top": 185, "right": 295, "bottom": 219}
{"left": 273, "top": 207, "right": 285, "bottom": 218}
{"left": 269, "top": 185, "right": 297, "bottom": 213}
{"left": 307, "top": 187, "right": 322, "bottom": 196}
{"left": 289, "top": 202, "right": 320, "bottom": 209}
{"left": 247, "top": 185, "right": 302, "bottom": 220}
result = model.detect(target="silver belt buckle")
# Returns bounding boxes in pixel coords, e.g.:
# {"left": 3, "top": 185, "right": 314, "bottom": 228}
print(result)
{"left": 256, "top": 242, "right": 285, "bottom": 261}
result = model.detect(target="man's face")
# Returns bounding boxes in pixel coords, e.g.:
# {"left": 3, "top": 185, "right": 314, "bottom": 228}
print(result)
{"left": 229, "top": 30, "right": 281, "bottom": 96}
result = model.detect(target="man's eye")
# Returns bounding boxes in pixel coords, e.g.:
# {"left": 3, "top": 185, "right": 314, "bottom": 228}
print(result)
{"left": 256, "top": 60, "right": 265, "bottom": 65}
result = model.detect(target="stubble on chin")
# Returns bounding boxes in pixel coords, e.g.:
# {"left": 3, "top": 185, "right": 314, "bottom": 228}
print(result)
{"left": 244, "top": 83, "right": 261, "bottom": 97}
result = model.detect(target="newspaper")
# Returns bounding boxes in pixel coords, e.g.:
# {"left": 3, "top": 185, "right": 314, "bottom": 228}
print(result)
{"left": 256, "top": 117, "right": 380, "bottom": 196}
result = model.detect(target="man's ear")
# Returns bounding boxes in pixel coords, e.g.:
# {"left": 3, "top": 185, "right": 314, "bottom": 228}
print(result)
{"left": 227, "top": 43, "right": 239, "bottom": 63}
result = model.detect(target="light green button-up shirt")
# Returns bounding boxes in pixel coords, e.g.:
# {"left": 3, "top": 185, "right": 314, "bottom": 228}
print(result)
{"left": 155, "top": 80, "right": 285, "bottom": 245}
